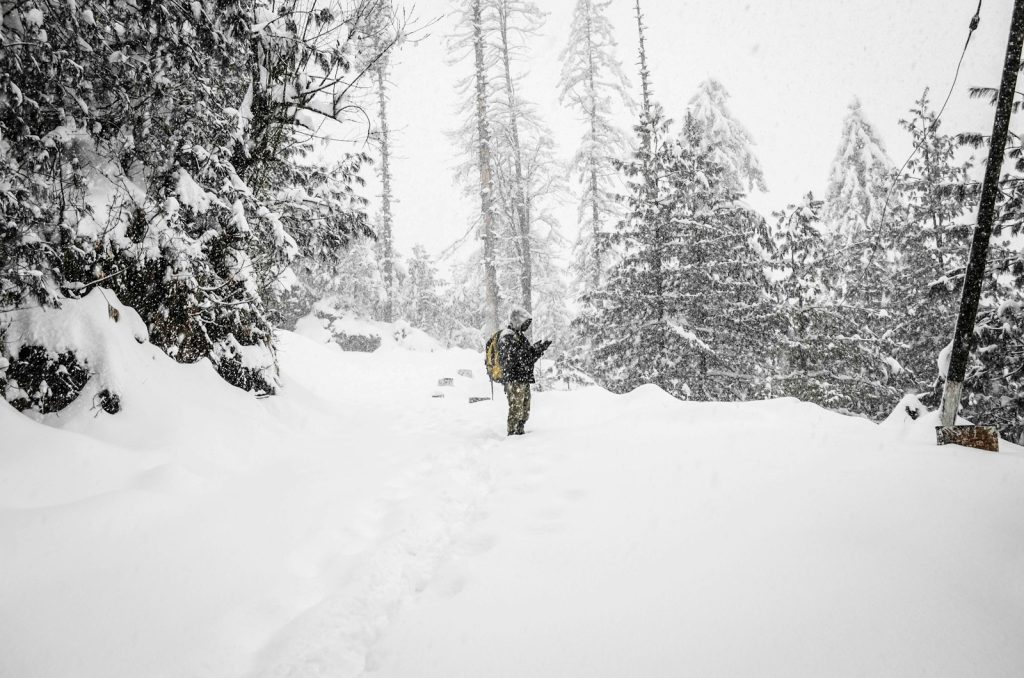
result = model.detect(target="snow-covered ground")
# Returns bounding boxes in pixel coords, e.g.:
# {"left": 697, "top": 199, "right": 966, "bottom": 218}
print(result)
{"left": 2, "top": 317, "right": 1023, "bottom": 678}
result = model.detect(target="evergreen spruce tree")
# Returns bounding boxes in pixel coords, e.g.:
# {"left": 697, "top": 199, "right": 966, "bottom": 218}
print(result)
{"left": 576, "top": 8, "right": 776, "bottom": 400}
{"left": 824, "top": 98, "right": 894, "bottom": 244}
{"left": 682, "top": 79, "right": 767, "bottom": 195}
{"left": 768, "top": 190, "right": 908, "bottom": 417}
{"left": 769, "top": 193, "right": 830, "bottom": 399}
{"left": 889, "top": 91, "right": 973, "bottom": 403}
{"left": 578, "top": 109, "right": 775, "bottom": 399}
{"left": 401, "top": 244, "right": 444, "bottom": 334}
{"left": 770, "top": 194, "right": 867, "bottom": 411}
{"left": 815, "top": 97, "right": 908, "bottom": 417}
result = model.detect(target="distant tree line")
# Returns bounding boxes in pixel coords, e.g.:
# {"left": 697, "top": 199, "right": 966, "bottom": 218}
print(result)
{"left": 571, "top": 1, "right": 1024, "bottom": 442}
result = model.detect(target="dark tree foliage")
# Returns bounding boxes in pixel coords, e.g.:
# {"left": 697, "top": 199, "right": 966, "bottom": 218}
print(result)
{"left": 1, "top": 0, "right": 394, "bottom": 408}
{"left": 768, "top": 194, "right": 907, "bottom": 417}
{"left": 888, "top": 92, "right": 974, "bottom": 406}
{"left": 576, "top": 107, "right": 776, "bottom": 400}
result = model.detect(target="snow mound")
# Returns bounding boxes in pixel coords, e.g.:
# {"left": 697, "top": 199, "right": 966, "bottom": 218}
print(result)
{"left": 621, "top": 382, "right": 682, "bottom": 409}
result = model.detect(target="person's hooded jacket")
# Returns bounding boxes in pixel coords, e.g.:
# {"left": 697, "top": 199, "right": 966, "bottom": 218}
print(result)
{"left": 498, "top": 308, "right": 544, "bottom": 384}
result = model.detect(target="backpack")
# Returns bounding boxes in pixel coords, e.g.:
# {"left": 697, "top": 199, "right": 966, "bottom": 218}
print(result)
{"left": 484, "top": 331, "right": 504, "bottom": 383}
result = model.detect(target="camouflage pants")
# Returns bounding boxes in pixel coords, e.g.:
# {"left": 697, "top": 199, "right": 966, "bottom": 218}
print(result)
{"left": 504, "top": 382, "right": 531, "bottom": 434}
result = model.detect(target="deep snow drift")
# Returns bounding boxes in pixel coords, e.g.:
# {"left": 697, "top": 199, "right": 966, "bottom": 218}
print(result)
{"left": 2, "top": 315, "right": 1023, "bottom": 678}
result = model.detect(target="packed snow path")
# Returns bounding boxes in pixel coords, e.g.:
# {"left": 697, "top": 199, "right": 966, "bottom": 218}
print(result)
{"left": 3, "top": 328, "right": 1024, "bottom": 677}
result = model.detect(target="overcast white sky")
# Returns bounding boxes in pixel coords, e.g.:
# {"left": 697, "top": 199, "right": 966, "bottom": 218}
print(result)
{"left": 360, "top": 0, "right": 1016, "bottom": 263}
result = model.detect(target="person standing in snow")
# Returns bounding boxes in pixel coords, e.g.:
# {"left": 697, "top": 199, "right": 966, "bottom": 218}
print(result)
{"left": 499, "top": 307, "right": 551, "bottom": 436}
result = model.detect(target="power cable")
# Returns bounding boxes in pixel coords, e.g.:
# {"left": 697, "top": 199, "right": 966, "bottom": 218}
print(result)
{"left": 878, "top": 0, "right": 983, "bottom": 226}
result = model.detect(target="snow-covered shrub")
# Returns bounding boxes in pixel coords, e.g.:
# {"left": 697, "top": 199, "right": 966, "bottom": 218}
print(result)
{"left": 0, "top": 289, "right": 147, "bottom": 415}
{"left": 542, "top": 354, "right": 596, "bottom": 391}
{"left": 3, "top": 346, "right": 90, "bottom": 414}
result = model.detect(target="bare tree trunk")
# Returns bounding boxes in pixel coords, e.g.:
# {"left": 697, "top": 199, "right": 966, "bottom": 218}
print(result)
{"left": 375, "top": 62, "right": 395, "bottom": 323}
{"left": 497, "top": 1, "right": 532, "bottom": 316}
{"left": 634, "top": 0, "right": 653, "bottom": 163}
{"left": 472, "top": 0, "right": 501, "bottom": 331}
{"left": 585, "top": 3, "right": 602, "bottom": 290}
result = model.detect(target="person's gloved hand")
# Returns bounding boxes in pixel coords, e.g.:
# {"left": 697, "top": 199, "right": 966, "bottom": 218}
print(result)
{"left": 533, "top": 338, "right": 552, "bottom": 354}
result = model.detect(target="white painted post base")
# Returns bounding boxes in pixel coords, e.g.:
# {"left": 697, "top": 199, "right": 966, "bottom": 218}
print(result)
{"left": 939, "top": 380, "right": 963, "bottom": 428}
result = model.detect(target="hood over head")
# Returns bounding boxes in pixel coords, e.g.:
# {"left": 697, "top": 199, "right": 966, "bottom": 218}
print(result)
{"left": 508, "top": 307, "right": 532, "bottom": 331}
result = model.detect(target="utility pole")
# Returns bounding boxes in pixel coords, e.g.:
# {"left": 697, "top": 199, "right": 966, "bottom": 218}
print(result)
{"left": 939, "top": 0, "right": 1024, "bottom": 436}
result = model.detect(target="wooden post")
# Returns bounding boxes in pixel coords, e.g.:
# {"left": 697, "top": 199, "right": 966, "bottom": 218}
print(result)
{"left": 938, "top": 0, "right": 1024, "bottom": 438}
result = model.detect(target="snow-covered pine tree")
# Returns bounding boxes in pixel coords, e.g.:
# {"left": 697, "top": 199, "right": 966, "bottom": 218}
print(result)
{"left": 682, "top": 79, "right": 767, "bottom": 195}
{"left": 815, "top": 97, "right": 909, "bottom": 417}
{"left": 490, "top": 128, "right": 570, "bottom": 338}
{"left": 670, "top": 115, "right": 778, "bottom": 399}
{"left": 577, "top": 110, "right": 775, "bottom": 399}
{"left": 769, "top": 193, "right": 830, "bottom": 397}
{"left": 448, "top": 0, "right": 568, "bottom": 334}
{"left": 824, "top": 98, "right": 894, "bottom": 243}
{"left": 448, "top": 0, "right": 503, "bottom": 332}
{"left": 770, "top": 194, "right": 864, "bottom": 410}
{"left": 574, "top": 107, "right": 678, "bottom": 393}
{"left": 400, "top": 244, "right": 444, "bottom": 333}
{"left": 433, "top": 258, "right": 494, "bottom": 348}
{"left": 889, "top": 91, "right": 973, "bottom": 403}
{"left": 266, "top": 153, "right": 372, "bottom": 328}
{"left": 326, "top": 237, "right": 386, "bottom": 320}
{"left": 575, "top": 14, "right": 776, "bottom": 401}
{"left": 768, "top": 190, "right": 909, "bottom": 417}
{"left": 558, "top": 0, "right": 633, "bottom": 292}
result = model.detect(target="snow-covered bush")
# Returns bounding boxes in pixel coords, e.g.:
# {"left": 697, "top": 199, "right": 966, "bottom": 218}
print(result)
{"left": 1, "top": 1, "right": 398, "bottom": 402}
{"left": 0, "top": 289, "right": 147, "bottom": 415}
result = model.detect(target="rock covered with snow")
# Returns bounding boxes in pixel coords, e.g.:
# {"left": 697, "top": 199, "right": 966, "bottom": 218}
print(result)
{"left": 297, "top": 301, "right": 443, "bottom": 354}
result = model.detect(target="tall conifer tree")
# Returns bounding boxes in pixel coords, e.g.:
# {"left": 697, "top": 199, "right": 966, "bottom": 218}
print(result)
{"left": 558, "top": 0, "right": 633, "bottom": 291}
